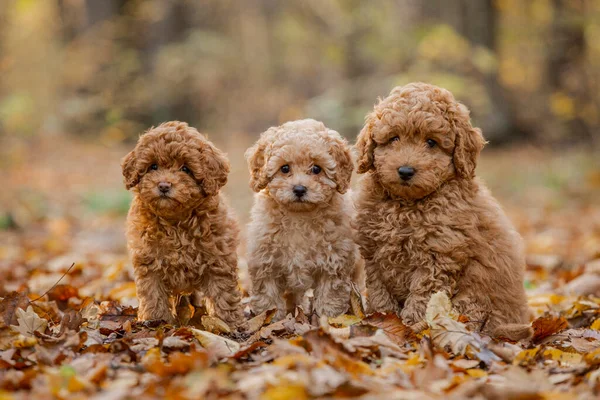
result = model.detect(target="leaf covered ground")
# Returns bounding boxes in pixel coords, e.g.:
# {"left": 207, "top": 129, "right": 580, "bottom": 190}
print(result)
{"left": 1, "top": 140, "right": 600, "bottom": 399}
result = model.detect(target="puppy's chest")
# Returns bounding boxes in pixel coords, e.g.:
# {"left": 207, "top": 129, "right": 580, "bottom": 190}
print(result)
{"left": 362, "top": 203, "right": 470, "bottom": 260}
{"left": 142, "top": 225, "right": 208, "bottom": 280}
{"left": 270, "top": 217, "right": 349, "bottom": 268}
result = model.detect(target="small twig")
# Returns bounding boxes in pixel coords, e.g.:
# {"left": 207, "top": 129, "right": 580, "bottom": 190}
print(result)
{"left": 479, "top": 314, "right": 490, "bottom": 333}
{"left": 29, "top": 262, "right": 75, "bottom": 303}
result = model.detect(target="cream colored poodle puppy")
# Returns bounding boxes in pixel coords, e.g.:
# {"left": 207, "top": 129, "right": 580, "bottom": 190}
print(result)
{"left": 245, "top": 119, "right": 359, "bottom": 320}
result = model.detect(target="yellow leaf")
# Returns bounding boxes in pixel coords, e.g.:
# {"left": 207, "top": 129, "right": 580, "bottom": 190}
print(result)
{"left": 0, "top": 390, "right": 15, "bottom": 400}
{"left": 591, "top": 319, "right": 600, "bottom": 330}
{"left": 272, "top": 354, "right": 314, "bottom": 369}
{"left": 466, "top": 369, "right": 488, "bottom": 378}
{"left": 514, "top": 348, "right": 539, "bottom": 365}
{"left": 108, "top": 282, "right": 136, "bottom": 300}
{"left": 406, "top": 354, "right": 421, "bottom": 366}
{"left": 67, "top": 376, "right": 87, "bottom": 393}
{"left": 262, "top": 384, "right": 308, "bottom": 400}
{"left": 328, "top": 314, "right": 362, "bottom": 327}
{"left": 550, "top": 92, "right": 575, "bottom": 120}
{"left": 543, "top": 348, "right": 583, "bottom": 365}
{"left": 12, "top": 335, "right": 37, "bottom": 348}
{"left": 585, "top": 348, "right": 600, "bottom": 365}
{"left": 549, "top": 294, "right": 566, "bottom": 305}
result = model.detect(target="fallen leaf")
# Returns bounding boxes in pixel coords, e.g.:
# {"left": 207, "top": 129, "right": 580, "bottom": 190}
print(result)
{"left": 425, "top": 291, "right": 458, "bottom": 328}
{"left": 11, "top": 306, "right": 48, "bottom": 337}
{"left": 47, "top": 285, "right": 79, "bottom": 303}
{"left": 350, "top": 282, "right": 365, "bottom": 319}
{"left": 246, "top": 309, "right": 277, "bottom": 334}
{"left": 362, "top": 313, "right": 416, "bottom": 345}
{"left": 0, "top": 292, "right": 30, "bottom": 327}
{"left": 201, "top": 315, "right": 231, "bottom": 334}
{"left": 532, "top": 315, "right": 568, "bottom": 342}
{"left": 191, "top": 328, "right": 240, "bottom": 358}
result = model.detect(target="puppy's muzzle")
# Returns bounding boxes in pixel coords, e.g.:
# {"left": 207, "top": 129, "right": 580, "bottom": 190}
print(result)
{"left": 398, "top": 166, "right": 415, "bottom": 181}
{"left": 158, "top": 182, "right": 172, "bottom": 194}
{"left": 293, "top": 185, "right": 307, "bottom": 198}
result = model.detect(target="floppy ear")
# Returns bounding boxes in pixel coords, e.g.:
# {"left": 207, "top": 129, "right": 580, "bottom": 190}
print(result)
{"left": 201, "top": 142, "right": 230, "bottom": 196}
{"left": 245, "top": 137, "right": 269, "bottom": 192}
{"left": 327, "top": 135, "right": 354, "bottom": 194}
{"left": 452, "top": 104, "right": 486, "bottom": 179}
{"left": 355, "top": 116, "right": 377, "bottom": 174}
{"left": 121, "top": 150, "right": 140, "bottom": 190}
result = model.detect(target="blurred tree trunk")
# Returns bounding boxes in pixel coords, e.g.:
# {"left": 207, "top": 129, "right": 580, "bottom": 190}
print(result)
{"left": 420, "top": 0, "right": 530, "bottom": 143}
{"left": 547, "top": 0, "right": 594, "bottom": 143}
{"left": 83, "top": 0, "right": 128, "bottom": 28}
{"left": 141, "top": 2, "right": 193, "bottom": 125}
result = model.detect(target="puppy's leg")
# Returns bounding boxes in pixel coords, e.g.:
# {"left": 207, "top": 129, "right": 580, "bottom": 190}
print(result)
{"left": 203, "top": 265, "right": 244, "bottom": 328}
{"left": 314, "top": 275, "right": 351, "bottom": 317}
{"left": 135, "top": 270, "right": 175, "bottom": 323}
{"left": 365, "top": 263, "right": 398, "bottom": 314}
{"left": 252, "top": 277, "right": 286, "bottom": 320}
{"left": 400, "top": 259, "right": 460, "bottom": 325}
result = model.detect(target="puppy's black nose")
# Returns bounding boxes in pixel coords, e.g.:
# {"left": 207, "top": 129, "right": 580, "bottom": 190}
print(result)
{"left": 398, "top": 166, "right": 415, "bottom": 181}
{"left": 158, "top": 182, "right": 172, "bottom": 193}
{"left": 293, "top": 185, "right": 307, "bottom": 198}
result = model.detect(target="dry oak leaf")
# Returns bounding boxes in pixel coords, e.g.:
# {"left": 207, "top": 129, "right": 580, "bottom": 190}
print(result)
{"left": 201, "top": 315, "right": 231, "bottom": 334}
{"left": 532, "top": 315, "right": 568, "bottom": 342}
{"left": 11, "top": 306, "right": 48, "bottom": 337}
{"left": 425, "top": 291, "right": 458, "bottom": 328}
{"left": 191, "top": 328, "right": 240, "bottom": 358}
{"left": 362, "top": 313, "right": 416, "bottom": 346}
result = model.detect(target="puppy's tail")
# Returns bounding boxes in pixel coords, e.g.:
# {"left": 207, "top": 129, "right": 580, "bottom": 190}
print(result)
{"left": 491, "top": 323, "right": 533, "bottom": 341}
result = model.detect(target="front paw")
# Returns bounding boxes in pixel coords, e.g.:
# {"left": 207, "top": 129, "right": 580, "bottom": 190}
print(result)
{"left": 400, "top": 303, "right": 426, "bottom": 326}
{"left": 138, "top": 308, "right": 176, "bottom": 325}
{"left": 138, "top": 314, "right": 176, "bottom": 325}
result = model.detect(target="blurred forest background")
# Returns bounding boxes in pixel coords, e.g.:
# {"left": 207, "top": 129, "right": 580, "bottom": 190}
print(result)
{"left": 2, "top": 0, "right": 600, "bottom": 142}
{"left": 0, "top": 0, "right": 599, "bottom": 235}
{"left": 2, "top": 3, "right": 600, "bottom": 397}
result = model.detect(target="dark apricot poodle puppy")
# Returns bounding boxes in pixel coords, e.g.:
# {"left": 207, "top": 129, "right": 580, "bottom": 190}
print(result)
{"left": 122, "top": 121, "right": 244, "bottom": 327}
{"left": 354, "top": 83, "right": 531, "bottom": 340}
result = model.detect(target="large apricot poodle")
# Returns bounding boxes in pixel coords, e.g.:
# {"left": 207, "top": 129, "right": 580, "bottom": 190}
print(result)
{"left": 246, "top": 119, "right": 360, "bottom": 320}
{"left": 122, "top": 121, "right": 244, "bottom": 327}
{"left": 354, "top": 83, "right": 532, "bottom": 340}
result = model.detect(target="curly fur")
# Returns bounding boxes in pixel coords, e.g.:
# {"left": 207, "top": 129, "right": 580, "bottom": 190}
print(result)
{"left": 354, "top": 83, "right": 531, "bottom": 340}
{"left": 246, "top": 119, "right": 360, "bottom": 320}
{"left": 122, "top": 121, "right": 244, "bottom": 327}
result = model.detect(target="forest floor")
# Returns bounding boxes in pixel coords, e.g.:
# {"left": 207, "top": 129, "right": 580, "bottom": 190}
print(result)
{"left": 1, "top": 136, "right": 600, "bottom": 399}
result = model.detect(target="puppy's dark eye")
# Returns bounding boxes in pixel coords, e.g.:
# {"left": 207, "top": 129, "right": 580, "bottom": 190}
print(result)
{"left": 426, "top": 139, "right": 437, "bottom": 148}
{"left": 150, "top": 164, "right": 158, "bottom": 171}
{"left": 280, "top": 165, "right": 290, "bottom": 174}
{"left": 389, "top": 136, "right": 400, "bottom": 143}
{"left": 181, "top": 165, "right": 191, "bottom": 174}
{"left": 311, "top": 165, "right": 322, "bottom": 174}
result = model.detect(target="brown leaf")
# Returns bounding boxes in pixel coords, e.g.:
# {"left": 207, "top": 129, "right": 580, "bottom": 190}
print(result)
{"left": 0, "top": 291, "right": 30, "bottom": 327}
{"left": 47, "top": 284, "right": 79, "bottom": 302}
{"left": 98, "top": 301, "right": 137, "bottom": 324}
{"left": 231, "top": 341, "right": 268, "bottom": 360}
{"left": 246, "top": 309, "right": 277, "bottom": 334}
{"left": 362, "top": 313, "right": 416, "bottom": 345}
{"left": 532, "top": 315, "right": 568, "bottom": 342}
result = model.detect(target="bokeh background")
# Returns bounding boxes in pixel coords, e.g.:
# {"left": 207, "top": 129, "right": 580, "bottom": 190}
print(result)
{"left": 1, "top": 0, "right": 599, "bottom": 294}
